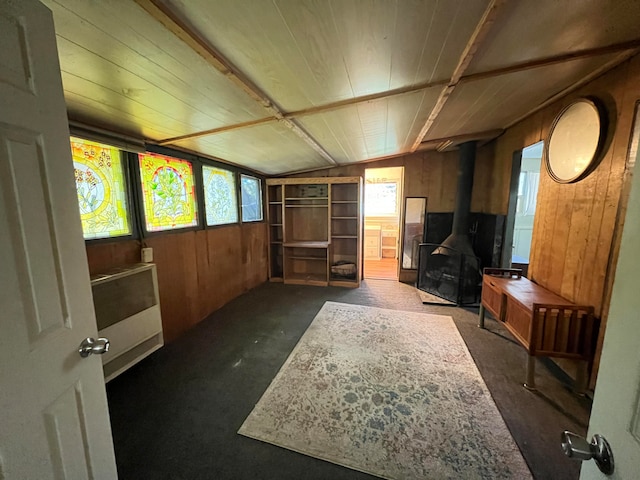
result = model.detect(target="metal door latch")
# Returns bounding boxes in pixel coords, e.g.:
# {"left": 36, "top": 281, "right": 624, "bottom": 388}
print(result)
{"left": 78, "top": 337, "right": 110, "bottom": 358}
{"left": 561, "top": 431, "right": 614, "bottom": 475}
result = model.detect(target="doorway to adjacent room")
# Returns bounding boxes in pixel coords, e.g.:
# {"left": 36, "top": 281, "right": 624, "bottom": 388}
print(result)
{"left": 362, "top": 166, "right": 404, "bottom": 280}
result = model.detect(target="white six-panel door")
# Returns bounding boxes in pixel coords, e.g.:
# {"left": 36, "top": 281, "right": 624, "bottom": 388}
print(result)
{"left": 0, "top": 1, "right": 117, "bottom": 478}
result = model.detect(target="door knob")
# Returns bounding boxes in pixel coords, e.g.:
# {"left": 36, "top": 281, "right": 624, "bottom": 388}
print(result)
{"left": 561, "top": 431, "right": 614, "bottom": 475}
{"left": 78, "top": 337, "right": 110, "bottom": 358}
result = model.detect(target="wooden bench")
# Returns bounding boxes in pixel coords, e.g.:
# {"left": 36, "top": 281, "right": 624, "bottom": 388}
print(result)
{"left": 478, "top": 268, "right": 596, "bottom": 393}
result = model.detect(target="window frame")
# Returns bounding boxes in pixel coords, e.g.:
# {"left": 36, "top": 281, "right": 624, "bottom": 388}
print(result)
{"left": 71, "top": 137, "right": 139, "bottom": 244}
{"left": 79, "top": 139, "right": 266, "bottom": 242}
{"left": 239, "top": 173, "right": 264, "bottom": 223}
{"left": 135, "top": 144, "right": 265, "bottom": 237}
{"left": 364, "top": 181, "right": 400, "bottom": 217}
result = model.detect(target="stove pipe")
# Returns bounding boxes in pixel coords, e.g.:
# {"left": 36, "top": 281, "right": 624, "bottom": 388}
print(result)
{"left": 433, "top": 141, "right": 477, "bottom": 256}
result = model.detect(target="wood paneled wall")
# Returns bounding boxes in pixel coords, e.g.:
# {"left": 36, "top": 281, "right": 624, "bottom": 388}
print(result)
{"left": 490, "top": 56, "right": 640, "bottom": 383}
{"left": 288, "top": 145, "right": 500, "bottom": 282}
{"left": 289, "top": 145, "right": 499, "bottom": 214}
{"left": 494, "top": 57, "right": 640, "bottom": 314}
{"left": 86, "top": 223, "right": 268, "bottom": 343}
{"left": 289, "top": 55, "right": 640, "bottom": 386}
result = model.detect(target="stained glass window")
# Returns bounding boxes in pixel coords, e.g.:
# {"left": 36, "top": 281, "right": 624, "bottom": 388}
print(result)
{"left": 71, "top": 137, "right": 131, "bottom": 240}
{"left": 203, "top": 165, "right": 238, "bottom": 226}
{"left": 240, "top": 174, "right": 263, "bottom": 222}
{"left": 138, "top": 152, "right": 198, "bottom": 231}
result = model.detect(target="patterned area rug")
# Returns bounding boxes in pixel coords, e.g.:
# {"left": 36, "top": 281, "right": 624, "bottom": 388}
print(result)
{"left": 239, "top": 302, "right": 532, "bottom": 479}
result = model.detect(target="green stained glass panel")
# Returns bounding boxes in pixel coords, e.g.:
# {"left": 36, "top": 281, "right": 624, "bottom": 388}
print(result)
{"left": 138, "top": 152, "right": 198, "bottom": 231}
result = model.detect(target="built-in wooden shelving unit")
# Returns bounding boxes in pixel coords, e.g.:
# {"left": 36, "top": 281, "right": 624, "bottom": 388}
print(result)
{"left": 266, "top": 177, "right": 362, "bottom": 287}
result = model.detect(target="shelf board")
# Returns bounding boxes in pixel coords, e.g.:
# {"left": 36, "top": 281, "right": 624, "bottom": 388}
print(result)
{"left": 331, "top": 216, "right": 357, "bottom": 220}
{"left": 288, "top": 256, "right": 327, "bottom": 261}
{"left": 270, "top": 241, "right": 283, "bottom": 244}
{"left": 285, "top": 204, "right": 328, "bottom": 208}
{"left": 329, "top": 278, "right": 359, "bottom": 288}
{"left": 284, "top": 241, "right": 330, "bottom": 248}
{"left": 270, "top": 223, "right": 283, "bottom": 227}
{"left": 269, "top": 201, "right": 283, "bottom": 205}
{"left": 331, "top": 200, "right": 358, "bottom": 204}
{"left": 285, "top": 273, "right": 328, "bottom": 284}
{"left": 332, "top": 235, "right": 358, "bottom": 239}
{"left": 285, "top": 197, "right": 328, "bottom": 200}
{"left": 285, "top": 279, "right": 328, "bottom": 287}
{"left": 329, "top": 275, "right": 358, "bottom": 282}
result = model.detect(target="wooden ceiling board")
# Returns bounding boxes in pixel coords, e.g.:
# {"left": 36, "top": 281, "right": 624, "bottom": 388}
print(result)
{"left": 298, "top": 87, "right": 442, "bottom": 163}
{"left": 41, "top": 0, "right": 640, "bottom": 174}
{"left": 160, "top": 0, "right": 490, "bottom": 111}
{"left": 42, "top": 0, "right": 267, "bottom": 134}
{"left": 383, "top": 0, "right": 491, "bottom": 88}
{"left": 466, "top": 0, "right": 640, "bottom": 75}
{"left": 425, "top": 53, "right": 621, "bottom": 141}
{"left": 170, "top": 122, "right": 331, "bottom": 174}
{"left": 60, "top": 69, "right": 202, "bottom": 139}
{"left": 158, "top": 0, "right": 349, "bottom": 113}
{"left": 64, "top": 89, "right": 187, "bottom": 141}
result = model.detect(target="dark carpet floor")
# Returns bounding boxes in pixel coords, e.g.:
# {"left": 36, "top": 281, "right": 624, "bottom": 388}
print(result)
{"left": 106, "top": 280, "right": 591, "bottom": 479}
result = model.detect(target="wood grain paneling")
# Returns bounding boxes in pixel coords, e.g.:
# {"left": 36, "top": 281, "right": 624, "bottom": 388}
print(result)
{"left": 42, "top": 0, "right": 266, "bottom": 140}
{"left": 85, "top": 241, "right": 141, "bottom": 274}
{"left": 426, "top": 54, "right": 621, "bottom": 141}
{"left": 286, "top": 146, "right": 501, "bottom": 283}
{"left": 489, "top": 56, "right": 640, "bottom": 385}
{"left": 86, "top": 224, "right": 268, "bottom": 343}
{"left": 172, "top": 122, "right": 330, "bottom": 174}
{"left": 288, "top": 146, "right": 498, "bottom": 214}
{"left": 466, "top": 0, "right": 640, "bottom": 74}
{"left": 165, "top": 0, "right": 489, "bottom": 111}
{"left": 297, "top": 88, "right": 443, "bottom": 164}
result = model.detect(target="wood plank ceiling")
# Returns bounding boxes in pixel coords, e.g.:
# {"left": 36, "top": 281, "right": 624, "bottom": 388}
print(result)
{"left": 42, "top": 0, "right": 640, "bottom": 175}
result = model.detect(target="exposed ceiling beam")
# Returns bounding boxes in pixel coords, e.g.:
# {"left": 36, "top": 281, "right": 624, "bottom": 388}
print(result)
{"left": 505, "top": 49, "right": 640, "bottom": 130}
{"left": 416, "top": 129, "right": 505, "bottom": 152}
{"left": 144, "top": 0, "right": 640, "bottom": 156}
{"left": 410, "top": 0, "right": 508, "bottom": 152}
{"left": 158, "top": 118, "right": 275, "bottom": 145}
{"left": 157, "top": 36, "right": 640, "bottom": 146}
{"left": 284, "top": 79, "right": 448, "bottom": 119}
{"left": 134, "top": 0, "right": 337, "bottom": 165}
{"left": 461, "top": 38, "right": 640, "bottom": 84}
{"left": 157, "top": 78, "right": 449, "bottom": 145}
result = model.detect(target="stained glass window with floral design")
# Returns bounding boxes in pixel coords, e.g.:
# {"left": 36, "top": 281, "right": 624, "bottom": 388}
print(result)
{"left": 71, "top": 138, "right": 131, "bottom": 240}
{"left": 202, "top": 165, "right": 238, "bottom": 226}
{"left": 240, "top": 174, "right": 263, "bottom": 222}
{"left": 138, "top": 152, "right": 198, "bottom": 231}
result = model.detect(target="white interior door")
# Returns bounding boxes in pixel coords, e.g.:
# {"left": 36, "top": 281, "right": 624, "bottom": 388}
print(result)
{"left": 0, "top": 1, "right": 117, "bottom": 478}
{"left": 579, "top": 157, "right": 640, "bottom": 477}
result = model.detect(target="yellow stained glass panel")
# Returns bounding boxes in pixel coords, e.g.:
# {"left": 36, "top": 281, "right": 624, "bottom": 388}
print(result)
{"left": 71, "top": 138, "right": 131, "bottom": 240}
{"left": 138, "top": 152, "right": 198, "bottom": 231}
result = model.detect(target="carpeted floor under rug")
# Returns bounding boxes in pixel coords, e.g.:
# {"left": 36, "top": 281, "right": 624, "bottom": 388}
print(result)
{"left": 238, "top": 301, "right": 532, "bottom": 480}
